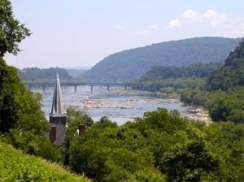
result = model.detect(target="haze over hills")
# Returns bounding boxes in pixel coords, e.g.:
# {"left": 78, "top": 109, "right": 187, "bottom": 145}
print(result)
{"left": 82, "top": 37, "right": 242, "bottom": 82}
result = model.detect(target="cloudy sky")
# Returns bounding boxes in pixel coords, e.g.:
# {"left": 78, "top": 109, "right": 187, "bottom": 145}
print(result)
{"left": 5, "top": 0, "right": 244, "bottom": 69}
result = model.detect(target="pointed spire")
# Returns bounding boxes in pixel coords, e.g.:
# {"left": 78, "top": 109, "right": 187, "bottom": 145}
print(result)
{"left": 50, "top": 74, "right": 65, "bottom": 115}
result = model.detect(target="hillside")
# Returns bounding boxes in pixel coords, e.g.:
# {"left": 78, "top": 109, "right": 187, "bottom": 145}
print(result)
{"left": 66, "top": 68, "right": 88, "bottom": 78}
{"left": 0, "top": 142, "right": 89, "bottom": 181}
{"left": 180, "top": 38, "right": 244, "bottom": 123}
{"left": 17, "top": 67, "right": 73, "bottom": 81}
{"left": 82, "top": 37, "right": 241, "bottom": 82}
{"left": 130, "top": 62, "right": 221, "bottom": 92}
{"left": 206, "top": 38, "right": 244, "bottom": 91}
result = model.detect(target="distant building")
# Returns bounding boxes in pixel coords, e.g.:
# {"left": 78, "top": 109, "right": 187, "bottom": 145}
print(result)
{"left": 49, "top": 74, "right": 67, "bottom": 145}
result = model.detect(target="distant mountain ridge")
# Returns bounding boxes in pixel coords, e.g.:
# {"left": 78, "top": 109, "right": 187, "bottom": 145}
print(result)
{"left": 82, "top": 37, "right": 242, "bottom": 82}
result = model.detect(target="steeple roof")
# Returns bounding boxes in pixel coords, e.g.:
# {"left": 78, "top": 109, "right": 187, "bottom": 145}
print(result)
{"left": 50, "top": 74, "right": 65, "bottom": 115}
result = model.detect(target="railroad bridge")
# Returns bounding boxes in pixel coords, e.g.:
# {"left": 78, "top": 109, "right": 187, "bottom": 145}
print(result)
{"left": 25, "top": 81, "right": 130, "bottom": 92}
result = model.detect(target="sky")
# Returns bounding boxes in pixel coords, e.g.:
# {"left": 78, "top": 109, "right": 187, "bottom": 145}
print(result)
{"left": 4, "top": 0, "right": 244, "bottom": 69}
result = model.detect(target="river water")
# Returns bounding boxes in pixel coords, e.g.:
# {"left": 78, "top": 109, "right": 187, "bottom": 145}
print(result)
{"left": 31, "top": 86, "right": 190, "bottom": 125}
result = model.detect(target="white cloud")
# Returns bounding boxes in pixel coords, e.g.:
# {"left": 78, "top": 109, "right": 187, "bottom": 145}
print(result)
{"left": 168, "top": 9, "right": 229, "bottom": 28}
{"left": 204, "top": 10, "right": 227, "bottom": 27}
{"left": 181, "top": 9, "right": 203, "bottom": 22}
{"left": 168, "top": 19, "right": 182, "bottom": 28}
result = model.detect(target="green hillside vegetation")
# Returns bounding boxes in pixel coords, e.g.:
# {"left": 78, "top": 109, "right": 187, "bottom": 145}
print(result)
{"left": 206, "top": 39, "right": 244, "bottom": 91}
{"left": 83, "top": 37, "right": 241, "bottom": 82}
{"left": 130, "top": 62, "right": 221, "bottom": 93}
{"left": 0, "top": 142, "right": 89, "bottom": 182}
{"left": 181, "top": 39, "right": 244, "bottom": 123}
{"left": 17, "top": 67, "right": 73, "bottom": 82}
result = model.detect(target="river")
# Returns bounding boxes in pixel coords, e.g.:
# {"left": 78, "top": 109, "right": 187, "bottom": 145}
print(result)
{"left": 31, "top": 86, "right": 191, "bottom": 125}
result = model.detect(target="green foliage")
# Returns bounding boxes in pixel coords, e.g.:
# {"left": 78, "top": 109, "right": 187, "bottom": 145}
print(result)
{"left": 206, "top": 39, "right": 244, "bottom": 91}
{"left": 0, "top": 142, "right": 89, "bottom": 181}
{"left": 17, "top": 67, "right": 73, "bottom": 82}
{"left": 91, "top": 116, "right": 118, "bottom": 129}
{"left": 129, "top": 62, "right": 219, "bottom": 94}
{"left": 83, "top": 37, "right": 240, "bottom": 82}
{"left": 4, "top": 129, "right": 62, "bottom": 162}
{"left": 62, "top": 108, "right": 94, "bottom": 165}
{"left": 138, "top": 63, "right": 221, "bottom": 81}
{"left": 182, "top": 39, "right": 244, "bottom": 123}
{"left": 0, "top": 59, "right": 56, "bottom": 161}
{"left": 0, "top": 0, "right": 31, "bottom": 56}
{"left": 204, "top": 122, "right": 244, "bottom": 181}
{"left": 0, "top": 59, "right": 19, "bottom": 133}
{"left": 69, "top": 108, "right": 240, "bottom": 181}
{"left": 0, "top": 58, "right": 49, "bottom": 134}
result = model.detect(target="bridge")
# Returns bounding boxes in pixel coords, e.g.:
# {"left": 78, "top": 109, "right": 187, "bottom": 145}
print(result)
{"left": 24, "top": 81, "right": 131, "bottom": 92}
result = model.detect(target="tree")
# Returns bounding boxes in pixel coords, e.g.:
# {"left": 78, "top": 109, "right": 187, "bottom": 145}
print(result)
{"left": 0, "top": 0, "right": 31, "bottom": 57}
{"left": 0, "top": 1, "right": 58, "bottom": 163}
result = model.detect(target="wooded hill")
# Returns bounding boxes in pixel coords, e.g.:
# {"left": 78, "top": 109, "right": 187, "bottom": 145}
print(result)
{"left": 130, "top": 62, "right": 221, "bottom": 92}
{"left": 181, "top": 38, "right": 244, "bottom": 123}
{"left": 82, "top": 37, "right": 241, "bottom": 82}
{"left": 17, "top": 67, "right": 73, "bottom": 82}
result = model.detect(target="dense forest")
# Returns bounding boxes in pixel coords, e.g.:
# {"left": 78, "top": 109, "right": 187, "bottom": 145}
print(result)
{"left": 130, "top": 62, "right": 221, "bottom": 92}
{"left": 181, "top": 39, "right": 244, "bottom": 123}
{"left": 82, "top": 37, "right": 241, "bottom": 82}
{"left": 2, "top": 0, "right": 244, "bottom": 181}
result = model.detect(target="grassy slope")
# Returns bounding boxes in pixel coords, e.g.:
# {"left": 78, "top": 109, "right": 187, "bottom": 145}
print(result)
{"left": 0, "top": 142, "right": 89, "bottom": 182}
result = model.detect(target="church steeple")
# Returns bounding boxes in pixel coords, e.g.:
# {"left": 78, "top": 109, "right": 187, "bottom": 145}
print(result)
{"left": 49, "top": 74, "right": 67, "bottom": 145}
{"left": 50, "top": 74, "right": 65, "bottom": 115}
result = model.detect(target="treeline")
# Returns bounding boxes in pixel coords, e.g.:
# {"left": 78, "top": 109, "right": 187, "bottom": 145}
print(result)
{"left": 181, "top": 39, "right": 244, "bottom": 123}
{"left": 17, "top": 67, "right": 73, "bottom": 82}
{"left": 130, "top": 62, "right": 221, "bottom": 92}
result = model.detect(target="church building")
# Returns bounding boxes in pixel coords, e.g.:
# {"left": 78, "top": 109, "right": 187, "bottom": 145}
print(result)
{"left": 49, "top": 74, "right": 67, "bottom": 145}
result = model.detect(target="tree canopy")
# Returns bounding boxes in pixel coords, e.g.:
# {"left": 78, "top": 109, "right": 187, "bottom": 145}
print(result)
{"left": 206, "top": 39, "right": 244, "bottom": 91}
{"left": 0, "top": 0, "right": 30, "bottom": 57}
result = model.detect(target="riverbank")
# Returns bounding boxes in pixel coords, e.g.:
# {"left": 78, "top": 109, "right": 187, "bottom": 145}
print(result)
{"left": 183, "top": 107, "right": 212, "bottom": 125}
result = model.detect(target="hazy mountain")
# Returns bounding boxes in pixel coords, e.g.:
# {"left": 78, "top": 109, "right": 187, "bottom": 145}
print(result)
{"left": 65, "top": 68, "right": 88, "bottom": 78}
{"left": 82, "top": 37, "right": 242, "bottom": 82}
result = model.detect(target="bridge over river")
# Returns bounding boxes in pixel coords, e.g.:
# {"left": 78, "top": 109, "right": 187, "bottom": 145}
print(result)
{"left": 25, "top": 81, "right": 131, "bottom": 92}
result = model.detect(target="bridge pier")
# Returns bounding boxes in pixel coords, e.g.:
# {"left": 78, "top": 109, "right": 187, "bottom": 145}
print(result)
{"left": 91, "top": 85, "right": 93, "bottom": 93}
{"left": 42, "top": 85, "right": 46, "bottom": 92}
{"left": 107, "top": 84, "right": 110, "bottom": 91}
